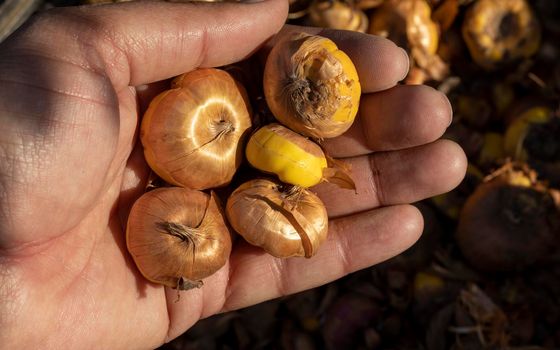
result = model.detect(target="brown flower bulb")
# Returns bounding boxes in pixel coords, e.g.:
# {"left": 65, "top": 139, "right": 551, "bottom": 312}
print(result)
{"left": 140, "top": 68, "right": 252, "bottom": 190}
{"left": 126, "top": 187, "right": 232, "bottom": 290}
{"left": 456, "top": 163, "right": 560, "bottom": 272}
{"left": 226, "top": 179, "right": 328, "bottom": 258}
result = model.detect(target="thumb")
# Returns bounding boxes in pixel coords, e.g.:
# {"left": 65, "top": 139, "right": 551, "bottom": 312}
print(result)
{"left": 0, "top": 0, "right": 287, "bottom": 250}
{"left": 16, "top": 0, "right": 288, "bottom": 88}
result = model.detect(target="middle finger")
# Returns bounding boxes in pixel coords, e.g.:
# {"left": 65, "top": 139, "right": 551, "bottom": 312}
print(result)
{"left": 322, "top": 84, "right": 453, "bottom": 158}
{"left": 313, "top": 139, "right": 467, "bottom": 218}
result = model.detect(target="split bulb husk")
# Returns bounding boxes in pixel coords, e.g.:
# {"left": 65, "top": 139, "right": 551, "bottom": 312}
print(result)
{"left": 226, "top": 179, "right": 328, "bottom": 258}
{"left": 140, "top": 68, "right": 252, "bottom": 190}
{"left": 245, "top": 123, "right": 355, "bottom": 189}
{"left": 456, "top": 162, "right": 560, "bottom": 272}
{"left": 264, "top": 32, "right": 361, "bottom": 139}
{"left": 308, "top": 0, "right": 369, "bottom": 33}
{"left": 462, "top": 0, "right": 541, "bottom": 70}
{"left": 126, "top": 187, "right": 232, "bottom": 289}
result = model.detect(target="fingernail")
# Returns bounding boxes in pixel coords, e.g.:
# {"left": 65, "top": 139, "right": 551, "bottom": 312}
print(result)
{"left": 399, "top": 47, "right": 410, "bottom": 81}
{"left": 440, "top": 91, "right": 453, "bottom": 126}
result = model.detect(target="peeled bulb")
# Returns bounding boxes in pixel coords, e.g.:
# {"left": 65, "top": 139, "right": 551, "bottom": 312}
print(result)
{"left": 246, "top": 123, "right": 356, "bottom": 189}
{"left": 246, "top": 123, "right": 327, "bottom": 188}
{"left": 226, "top": 179, "right": 328, "bottom": 258}
{"left": 140, "top": 68, "right": 252, "bottom": 190}
{"left": 126, "top": 187, "right": 232, "bottom": 290}
{"left": 264, "top": 32, "right": 361, "bottom": 139}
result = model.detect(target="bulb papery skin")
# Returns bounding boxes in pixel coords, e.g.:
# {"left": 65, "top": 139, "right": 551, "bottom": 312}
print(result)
{"left": 226, "top": 179, "right": 328, "bottom": 258}
{"left": 246, "top": 123, "right": 328, "bottom": 188}
{"left": 141, "top": 68, "right": 252, "bottom": 190}
{"left": 264, "top": 32, "right": 361, "bottom": 139}
{"left": 126, "top": 187, "right": 232, "bottom": 289}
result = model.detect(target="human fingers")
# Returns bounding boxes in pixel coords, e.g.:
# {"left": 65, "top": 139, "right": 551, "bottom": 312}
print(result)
{"left": 322, "top": 85, "right": 453, "bottom": 157}
{"left": 314, "top": 139, "right": 467, "bottom": 218}
{"left": 264, "top": 25, "right": 410, "bottom": 93}
{"left": 6, "top": 0, "right": 288, "bottom": 89}
{"left": 219, "top": 204, "right": 423, "bottom": 311}
{"left": 164, "top": 206, "right": 421, "bottom": 339}
{"left": 136, "top": 80, "right": 172, "bottom": 116}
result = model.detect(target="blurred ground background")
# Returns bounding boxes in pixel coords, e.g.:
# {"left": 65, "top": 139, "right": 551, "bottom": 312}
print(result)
{"left": 2, "top": 0, "right": 559, "bottom": 349}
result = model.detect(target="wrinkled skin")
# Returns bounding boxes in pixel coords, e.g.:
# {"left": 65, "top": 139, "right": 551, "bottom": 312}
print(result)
{"left": 0, "top": 1, "right": 466, "bottom": 348}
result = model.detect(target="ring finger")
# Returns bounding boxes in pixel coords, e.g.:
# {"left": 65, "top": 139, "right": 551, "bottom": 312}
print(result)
{"left": 313, "top": 139, "right": 467, "bottom": 218}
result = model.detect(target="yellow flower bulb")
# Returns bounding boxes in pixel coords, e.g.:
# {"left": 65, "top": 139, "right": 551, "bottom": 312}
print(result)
{"left": 246, "top": 124, "right": 328, "bottom": 188}
{"left": 264, "top": 32, "right": 361, "bottom": 139}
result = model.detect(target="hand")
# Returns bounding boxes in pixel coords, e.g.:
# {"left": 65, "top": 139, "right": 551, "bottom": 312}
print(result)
{"left": 0, "top": 1, "right": 466, "bottom": 348}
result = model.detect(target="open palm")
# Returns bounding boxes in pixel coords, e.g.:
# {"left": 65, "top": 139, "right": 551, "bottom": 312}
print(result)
{"left": 0, "top": 1, "right": 465, "bottom": 348}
